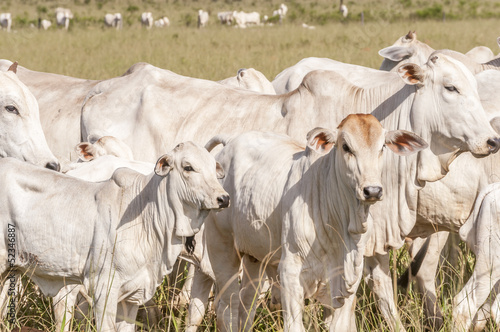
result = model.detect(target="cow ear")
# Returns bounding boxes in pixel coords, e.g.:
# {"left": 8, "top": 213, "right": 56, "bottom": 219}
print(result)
{"left": 216, "top": 162, "right": 225, "bottom": 179}
{"left": 378, "top": 46, "right": 413, "bottom": 62}
{"left": 397, "top": 63, "right": 425, "bottom": 85}
{"left": 306, "top": 127, "right": 337, "bottom": 155}
{"left": 75, "top": 142, "right": 97, "bottom": 161}
{"left": 8, "top": 61, "right": 18, "bottom": 74}
{"left": 385, "top": 130, "right": 428, "bottom": 156}
{"left": 490, "top": 117, "right": 500, "bottom": 135}
{"left": 155, "top": 154, "right": 174, "bottom": 176}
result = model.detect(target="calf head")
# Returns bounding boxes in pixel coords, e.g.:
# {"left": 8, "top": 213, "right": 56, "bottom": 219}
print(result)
{"left": 0, "top": 62, "right": 60, "bottom": 171}
{"left": 307, "top": 114, "right": 428, "bottom": 204}
{"left": 75, "top": 135, "right": 134, "bottom": 161}
{"left": 154, "top": 141, "right": 229, "bottom": 237}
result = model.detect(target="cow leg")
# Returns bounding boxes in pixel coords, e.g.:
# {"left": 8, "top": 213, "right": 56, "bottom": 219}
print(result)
{"left": 364, "top": 254, "right": 406, "bottom": 332}
{"left": 116, "top": 302, "right": 139, "bottom": 332}
{"left": 53, "top": 284, "right": 82, "bottom": 331}
{"left": 453, "top": 190, "right": 500, "bottom": 332}
{"left": 239, "top": 254, "right": 266, "bottom": 332}
{"left": 186, "top": 268, "right": 213, "bottom": 332}
{"left": 407, "top": 232, "right": 449, "bottom": 330}
{"left": 280, "top": 250, "right": 305, "bottom": 332}
{"left": 93, "top": 283, "right": 119, "bottom": 332}
{"left": 205, "top": 215, "right": 240, "bottom": 332}
{"left": 179, "top": 263, "right": 195, "bottom": 307}
{"left": 327, "top": 293, "right": 357, "bottom": 332}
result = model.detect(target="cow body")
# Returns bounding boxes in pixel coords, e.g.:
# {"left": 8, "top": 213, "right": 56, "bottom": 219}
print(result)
{"left": 197, "top": 10, "right": 209, "bottom": 28}
{"left": 104, "top": 13, "right": 122, "bottom": 29}
{"left": 0, "top": 13, "right": 12, "bottom": 32}
{"left": 141, "top": 12, "right": 153, "bottom": 28}
{"left": 232, "top": 11, "right": 260, "bottom": 28}
{"left": 0, "top": 142, "right": 228, "bottom": 331}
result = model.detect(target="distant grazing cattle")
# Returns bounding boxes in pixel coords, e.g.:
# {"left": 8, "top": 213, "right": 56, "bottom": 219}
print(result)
{"left": 55, "top": 7, "right": 73, "bottom": 30}
{"left": 218, "top": 68, "right": 276, "bottom": 94}
{"left": 154, "top": 16, "right": 170, "bottom": 27}
{"left": 0, "top": 13, "right": 12, "bottom": 32}
{"left": 0, "top": 62, "right": 60, "bottom": 170}
{"left": 141, "top": 12, "right": 153, "bottom": 28}
{"left": 104, "top": 13, "right": 122, "bottom": 29}
{"left": 197, "top": 10, "right": 209, "bottom": 28}
{"left": 38, "top": 18, "right": 51, "bottom": 30}
{"left": 0, "top": 142, "right": 229, "bottom": 331}
{"left": 272, "top": 3, "right": 288, "bottom": 23}
{"left": 217, "top": 11, "right": 234, "bottom": 25}
{"left": 232, "top": 11, "right": 260, "bottom": 28}
{"left": 340, "top": 4, "right": 348, "bottom": 18}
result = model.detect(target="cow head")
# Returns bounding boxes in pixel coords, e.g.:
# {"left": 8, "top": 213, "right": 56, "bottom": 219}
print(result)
{"left": 398, "top": 52, "right": 500, "bottom": 183}
{"left": 154, "top": 141, "right": 229, "bottom": 237}
{"left": 307, "top": 114, "right": 428, "bottom": 205}
{"left": 75, "top": 135, "right": 134, "bottom": 161}
{"left": 0, "top": 62, "right": 60, "bottom": 171}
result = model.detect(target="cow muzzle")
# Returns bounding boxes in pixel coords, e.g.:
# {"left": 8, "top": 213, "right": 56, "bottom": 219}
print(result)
{"left": 362, "top": 186, "right": 383, "bottom": 202}
{"left": 217, "top": 194, "right": 230, "bottom": 209}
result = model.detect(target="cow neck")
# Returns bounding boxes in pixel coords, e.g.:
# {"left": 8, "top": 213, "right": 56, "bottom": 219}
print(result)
{"left": 302, "top": 149, "right": 370, "bottom": 296}
{"left": 116, "top": 171, "right": 183, "bottom": 280}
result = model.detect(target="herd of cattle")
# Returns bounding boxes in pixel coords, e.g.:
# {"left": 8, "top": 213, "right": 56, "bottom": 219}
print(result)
{"left": 1, "top": 30, "right": 500, "bottom": 331}
{"left": 0, "top": 3, "right": 293, "bottom": 32}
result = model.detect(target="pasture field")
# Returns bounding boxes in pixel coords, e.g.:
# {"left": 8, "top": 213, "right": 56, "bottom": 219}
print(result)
{"left": 0, "top": 1, "right": 499, "bottom": 331}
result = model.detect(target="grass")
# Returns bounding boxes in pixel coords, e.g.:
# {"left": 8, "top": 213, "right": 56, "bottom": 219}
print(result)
{"left": 1, "top": 1, "right": 499, "bottom": 330}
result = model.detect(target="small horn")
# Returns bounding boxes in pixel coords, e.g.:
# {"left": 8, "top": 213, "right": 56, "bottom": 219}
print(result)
{"left": 8, "top": 61, "right": 18, "bottom": 74}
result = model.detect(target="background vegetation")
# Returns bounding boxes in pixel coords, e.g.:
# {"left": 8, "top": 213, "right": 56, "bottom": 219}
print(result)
{"left": 0, "top": 0, "right": 499, "bottom": 331}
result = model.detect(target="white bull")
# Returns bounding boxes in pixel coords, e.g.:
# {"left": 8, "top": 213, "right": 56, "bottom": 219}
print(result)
{"left": 104, "top": 13, "right": 122, "bottom": 29}
{"left": 232, "top": 11, "right": 260, "bottom": 28}
{"left": 0, "top": 62, "right": 60, "bottom": 170}
{"left": 204, "top": 114, "right": 427, "bottom": 331}
{"left": 0, "top": 142, "right": 229, "bottom": 331}
{"left": 141, "top": 12, "right": 153, "bottom": 28}
{"left": 197, "top": 10, "right": 209, "bottom": 28}
{"left": 55, "top": 7, "right": 73, "bottom": 30}
{"left": 0, "top": 13, "right": 12, "bottom": 32}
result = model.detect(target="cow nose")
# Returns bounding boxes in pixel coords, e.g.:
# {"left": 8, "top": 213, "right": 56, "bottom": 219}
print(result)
{"left": 363, "top": 186, "right": 383, "bottom": 200}
{"left": 487, "top": 138, "right": 500, "bottom": 154}
{"left": 45, "top": 161, "right": 61, "bottom": 172}
{"left": 217, "top": 194, "right": 230, "bottom": 208}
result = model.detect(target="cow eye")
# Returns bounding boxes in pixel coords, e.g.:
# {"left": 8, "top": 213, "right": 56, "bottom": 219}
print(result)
{"left": 445, "top": 85, "right": 459, "bottom": 93}
{"left": 184, "top": 165, "right": 194, "bottom": 172}
{"left": 5, "top": 105, "right": 19, "bottom": 115}
{"left": 342, "top": 143, "right": 351, "bottom": 154}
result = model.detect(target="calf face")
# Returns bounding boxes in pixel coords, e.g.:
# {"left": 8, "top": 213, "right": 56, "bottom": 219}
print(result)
{"left": 155, "top": 141, "right": 229, "bottom": 236}
{"left": 307, "top": 114, "right": 428, "bottom": 204}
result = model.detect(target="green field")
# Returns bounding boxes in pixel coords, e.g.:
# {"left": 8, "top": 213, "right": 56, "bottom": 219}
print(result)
{"left": 0, "top": 0, "right": 499, "bottom": 331}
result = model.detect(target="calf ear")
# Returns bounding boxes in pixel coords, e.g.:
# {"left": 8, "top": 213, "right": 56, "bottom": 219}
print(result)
{"left": 216, "top": 162, "right": 225, "bottom": 179}
{"left": 490, "top": 117, "right": 500, "bottom": 135}
{"left": 306, "top": 127, "right": 336, "bottom": 155}
{"left": 397, "top": 63, "right": 425, "bottom": 85}
{"left": 155, "top": 154, "right": 174, "bottom": 176}
{"left": 385, "top": 130, "right": 428, "bottom": 156}
{"left": 75, "top": 142, "right": 97, "bottom": 161}
{"left": 378, "top": 46, "right": 413, "bottom": 62}
{"left": 8, "top": 61, "right": 18, "bottom": 74}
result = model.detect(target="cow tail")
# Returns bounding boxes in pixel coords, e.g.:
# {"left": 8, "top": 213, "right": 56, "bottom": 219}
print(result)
{"left": 204, "top": 135, "right": 233, "bottom": 152}
{"left": 397, "top": 236, "right": 431, "bottom": 290}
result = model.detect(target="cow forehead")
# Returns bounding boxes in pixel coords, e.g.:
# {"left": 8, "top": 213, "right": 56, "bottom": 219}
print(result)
{"left": 338, "top": 114, "right": 384, "bottom": 148}
{"left": 430, "top": 53, "right": 476, "bottom": 87}
{"left": 172, "top": 141, "right": 215, "bottom": 167}
{"left": 0, "top": 72, "right": 31, "bottom": 106}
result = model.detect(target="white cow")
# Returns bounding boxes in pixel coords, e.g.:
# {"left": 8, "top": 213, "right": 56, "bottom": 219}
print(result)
{"left": 272, "top": 3, "right": 288, "bottom": 23}
{"left": 197, "top": 10, "right": 209, "bottom": 28}
{"left": 0, "top": 59, "right": 100, "bottom": 163}
{"left": 232, "top": 11, "right": 260, "bottom": 28}
{"left": 217, "top": 11, "right": 234, "bottom": 25}
{"left": 55, "top": 7, "right": 73, "bottom": 30}
{"left": 39, "top": 19, "right": 51, "bottom": 30}
{"left": 104, "top": 13, "right": 122, "bottom": 29}
{"left": 0, "top": 13, "right": 12, "bottom": 32}
{"left": 154, "top": 16, "right": 170, "bottom": 27}
{"left": 0, "top": 62, "right": 60, "bottom": 170}
{"left": 340, "top": 4, "right": 348, "bottom": 18}
{"left": 0, "top": 142, "right": 229, "bottom": 331}
{"left": 204, "top": 114, "right": 427, "bottom": 331}
{"left": 218, "top": 68, "right": 276, "bottom": 94}
{"left": 465, "top": 45, "right": 495, "bottom": 63}
{"left": 141, "top": 12, "right": 153, "bottom": 28}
